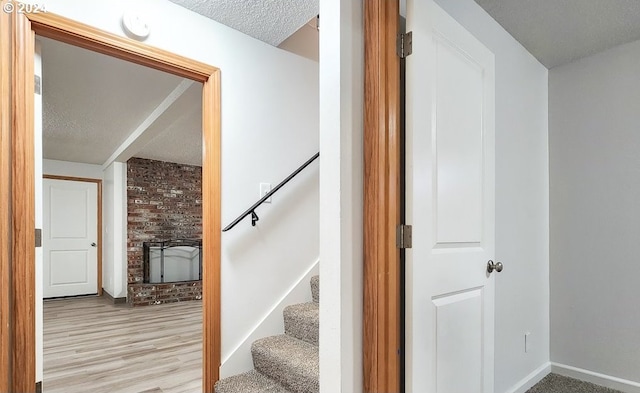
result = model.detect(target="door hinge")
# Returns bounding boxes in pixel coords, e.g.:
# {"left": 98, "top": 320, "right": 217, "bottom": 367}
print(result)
{"left": 34, "top": 75, "right": 41, "bottom": 95}
{"left": 396, "top": 224, "right": 412, "bottom": 249}
{"left": 35, "top": 228, "right": 42, "bottom": 248}
{"left": 397, "top": 31, "right": 413, "bottom": 59}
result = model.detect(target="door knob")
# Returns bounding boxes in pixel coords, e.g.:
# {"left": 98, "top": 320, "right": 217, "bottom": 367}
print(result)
{"left": 487, "top": 260, "right": 503, "bottom": 273}
{"left": 91, "top": 242, "right": 97, "bottom": 247}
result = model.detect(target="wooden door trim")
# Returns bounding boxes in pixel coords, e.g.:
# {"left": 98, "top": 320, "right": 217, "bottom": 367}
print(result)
{"left": 0, "top": 2, "right": 12, "bottom": 392}
{"left": 363, "top": 1, "right": 402, "bottom": 392}
{"left": 1, "top": 10, "right": 221, "bottom": 393}
{"left": 43, "top": 175, "right": 104, "bottom": 297}
{"left": 10, "top": 9, "right": 37, "bottom": 393}
{"left": 25, "top": 12, "right": 216, "bottom": 80}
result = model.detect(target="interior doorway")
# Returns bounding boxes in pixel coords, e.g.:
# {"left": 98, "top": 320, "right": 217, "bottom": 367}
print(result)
{"left": 1, "top": 9, "right": 221, "bottom": 393}
{"left": 42, "top": 176, "right": 102, "bottom": 299}
{"left": 37, "top": 33, "right": 207, "bottom": 391}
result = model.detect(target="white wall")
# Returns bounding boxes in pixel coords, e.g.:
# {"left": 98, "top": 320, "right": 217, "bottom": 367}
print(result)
{"left": 278, "top": 19, "right": 319, "bottom": 62}
{"left": 102, "top": 162, "right": 127, "bottom": 299}
{"left": 549, "top": 38, "right": 640, "bottom": 384}
{"left": 318, "top": 0, "right": 363, "bottom": 392}
{"left": 43, "top": 159, "right": 103, "bottom": 179}
{"left": 433, "top": 1, "right": 550, "bottom": 392}
{"left": 42, "top": 0, "right": 320, "bottom": 378}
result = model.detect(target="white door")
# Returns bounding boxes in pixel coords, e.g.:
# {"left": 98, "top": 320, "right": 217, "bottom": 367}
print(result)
{"left": 43, "top": 178, "right": 98, "bottom": 298}
{"left": 405, "top": 1, "right": 496, "bottom": 392}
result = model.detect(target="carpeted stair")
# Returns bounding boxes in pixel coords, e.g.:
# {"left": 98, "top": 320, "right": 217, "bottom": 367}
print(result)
{"left": 215, "top": 275, "right": 320, "bottom": 393}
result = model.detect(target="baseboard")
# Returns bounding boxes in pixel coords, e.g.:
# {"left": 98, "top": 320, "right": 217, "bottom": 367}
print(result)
{"left": 102, "top": 289, "right": 126, "bottom": 304}
{"left": 503, "top": 362, "right": 551, "bottom": 393}
{"left": 220, "top": 259, "right": 319, "bottom": 378}
{"left": 551, "top": 362, "right": 640, "bottom": 393}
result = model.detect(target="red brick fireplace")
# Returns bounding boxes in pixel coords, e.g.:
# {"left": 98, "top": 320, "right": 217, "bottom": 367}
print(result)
{"left": 126, "top": 157, "right": 202, "bottom": 306}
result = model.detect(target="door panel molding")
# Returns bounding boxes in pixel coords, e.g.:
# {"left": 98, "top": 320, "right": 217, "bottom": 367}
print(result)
{"left": 43, "top": 175, "right": 103, "bottom": 297}
{"left": 363, "top": 1, "right": 402, "bottom": 392}
{"left": 0, "top": 10, "right": 221, "bottom": 393}
{"left": 404, "top": 1, "right": 496, "bottom": 391}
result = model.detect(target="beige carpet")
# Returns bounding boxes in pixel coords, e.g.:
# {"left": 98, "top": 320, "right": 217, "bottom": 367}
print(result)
{"left": 214, "top": 275, "right": 319, "bottom": 393}
{"left": 527, "top": 374, "right": 623, "bottom": 393}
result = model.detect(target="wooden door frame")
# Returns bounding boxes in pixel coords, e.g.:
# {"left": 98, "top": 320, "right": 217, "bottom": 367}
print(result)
{"left": 0, "top": 3, "right": 12, "bottom": 392}
{"left": 42, "top": 175, "right": 104, "bottom": 297}
{"left": 363, "top": 0, "right": 402, "bottom": 392}
{"left": 0, "top": 7, "right": 222, "bottom": 393}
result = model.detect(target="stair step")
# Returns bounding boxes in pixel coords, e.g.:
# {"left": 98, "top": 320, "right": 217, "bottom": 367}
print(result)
{"left": 252, "top": 335, "right": 319, "bottom": 393}
{"left": 214, "top": 370, "right": 292, "bottom": 393}
{"left": 284, "top": 302, "right": 319, "bottom": 346}
{"left": 310, "top": 275, "right": 319, "bottom": 303}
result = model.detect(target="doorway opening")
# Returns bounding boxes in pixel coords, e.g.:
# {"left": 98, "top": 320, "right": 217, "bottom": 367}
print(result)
{"left": 37, "top": 33, "right": 208, "bottom": 391}
{"left": 2, "top": 10, "right": 221, "bottom": 393}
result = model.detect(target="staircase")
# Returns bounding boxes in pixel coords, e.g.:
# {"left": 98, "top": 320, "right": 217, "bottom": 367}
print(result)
{"left": 215, "top": 275, "right": 320, "bottom": 393}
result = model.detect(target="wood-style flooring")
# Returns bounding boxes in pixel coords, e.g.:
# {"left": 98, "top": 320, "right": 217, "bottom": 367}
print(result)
{"left": 43, "top": 296, "right": 202, "bottom": 393}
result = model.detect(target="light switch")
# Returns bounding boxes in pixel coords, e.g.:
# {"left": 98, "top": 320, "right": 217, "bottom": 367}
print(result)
{"left": 260, "top": 183, "right": 272, "bottom": 203}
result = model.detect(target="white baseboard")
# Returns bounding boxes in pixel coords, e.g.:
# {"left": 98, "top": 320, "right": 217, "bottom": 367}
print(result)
{"left": 220, "top": 260, "right": 319, "bottom": 378}
{"left": 504, "top": 362, "right": 551, "bottom": 393}
{"left": 551, "top": 362, "right": 640, "bottom": 393}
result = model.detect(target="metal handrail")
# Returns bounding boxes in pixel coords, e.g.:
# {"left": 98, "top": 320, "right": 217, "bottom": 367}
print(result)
{"left": 222, "top": 152, "right": 320, "bottom": 232}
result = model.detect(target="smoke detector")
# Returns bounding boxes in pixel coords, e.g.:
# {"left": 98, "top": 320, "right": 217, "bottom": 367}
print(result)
{"left": 122, "top": 10, "right": 150, "bottom": 40}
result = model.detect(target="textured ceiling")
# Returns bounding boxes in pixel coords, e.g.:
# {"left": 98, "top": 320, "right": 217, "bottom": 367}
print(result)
{"left": 40, "top": 37, "right": 202, "bottom": 167}
{"left": 168, "top": 0, "right": 318, "bottom": 46}
{"left": 40, "top": 0, "right": 320, "bottom": 169}
{"left": 40, "top": 0, "right": 640, "bottom": 169}
{"left": 135, "top": 83, "right": 203, "bottom": 166}
{"left": 473, "top": 0, "right": 640, "bottom": 68}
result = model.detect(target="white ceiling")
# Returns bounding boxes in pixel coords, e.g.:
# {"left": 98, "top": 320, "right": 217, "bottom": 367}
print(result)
{"left": 40, "top": 0, "right": 321, "bottom": 169}
{"left": 40, "top": 1, "right": 640, "bottom": 169}
{"left": 134, "top": 83, "right": 203, "bottom": 165}
{"left": 167, "top": 0, "right": 318, "bottom": 46}
{"left": 40, "top": 37, "right": 203, "bottom": 167}
{"left": 473, "top": 0, "right": 640, "bottom": 68}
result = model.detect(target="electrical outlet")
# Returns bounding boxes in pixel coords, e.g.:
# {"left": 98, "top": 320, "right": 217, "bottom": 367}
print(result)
{"left": 525, "top": 332, "right": 531, "bottom": 353}
{"left": 260, "top": 183, "right": 272, "bottom": 203}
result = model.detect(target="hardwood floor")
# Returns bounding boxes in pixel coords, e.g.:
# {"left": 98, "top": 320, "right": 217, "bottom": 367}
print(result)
{"left": 43, "top": 296, "right": 202, "bottom": 393}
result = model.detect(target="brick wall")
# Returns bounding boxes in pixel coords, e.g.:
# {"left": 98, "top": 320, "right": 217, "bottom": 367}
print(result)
{"left": 126, "top": 157, "right": 202, "bottom": 306}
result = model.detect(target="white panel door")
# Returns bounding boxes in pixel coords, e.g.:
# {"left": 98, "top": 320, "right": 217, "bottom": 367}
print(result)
{"left": 43, "top": 178, "right": 98, "bottom": 298}
{"left": 405, "top": 1, "right": 496, "bottom": 392}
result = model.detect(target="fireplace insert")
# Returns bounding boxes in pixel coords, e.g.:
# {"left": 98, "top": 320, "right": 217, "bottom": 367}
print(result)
{"left": 143, "top": 239, "right": 202, "bottom": 283}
